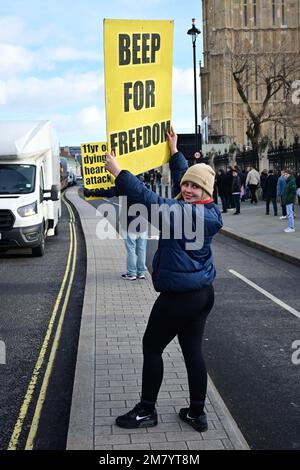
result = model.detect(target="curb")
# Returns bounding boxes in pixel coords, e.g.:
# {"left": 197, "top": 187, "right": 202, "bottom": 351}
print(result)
{"left": 66, "top": 188, "right": 96, "bottom": 450}
{"left": 220, "top": 227, "right": 300, "bottom": 267}
{"left": 207, "top": 377, "right": 250, "bottom": 450}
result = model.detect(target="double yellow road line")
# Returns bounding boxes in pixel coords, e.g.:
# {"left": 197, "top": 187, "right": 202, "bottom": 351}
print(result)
{"left": 8, "top": 193, "right": 77, "bottom": 450}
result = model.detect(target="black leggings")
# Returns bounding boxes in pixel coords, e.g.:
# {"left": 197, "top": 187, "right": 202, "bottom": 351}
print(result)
{"left": 141, "top": 285, "right": 214, "bottom": 410}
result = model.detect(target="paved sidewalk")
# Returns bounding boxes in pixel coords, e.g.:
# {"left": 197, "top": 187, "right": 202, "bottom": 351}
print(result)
{"left": 66, "top": 187, "right": 249, "bottom": 451}
{"left": 220, "top": 200, "right": 300, "bottom": 265}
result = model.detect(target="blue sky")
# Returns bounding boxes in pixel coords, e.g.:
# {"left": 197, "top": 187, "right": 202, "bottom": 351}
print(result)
{"left": 0, "top": 0, "right": 203, "bottom": 145}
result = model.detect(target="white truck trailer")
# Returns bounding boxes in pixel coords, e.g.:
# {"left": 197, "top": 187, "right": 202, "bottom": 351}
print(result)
{"left": 0, "top": 120, "right": 61, "bottom": 256}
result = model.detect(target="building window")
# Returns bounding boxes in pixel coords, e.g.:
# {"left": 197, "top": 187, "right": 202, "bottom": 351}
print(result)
{"left": 244, "top": 0, "right": 248, "bottom": 26}
{"left": 272, "top": 0, "right": 276, "bottom": 26}
{"left": 282, "top": 0, "right": 285, "bottom": 24}
{"left": 253, "top": 0, "right": 257, "bottom": 26}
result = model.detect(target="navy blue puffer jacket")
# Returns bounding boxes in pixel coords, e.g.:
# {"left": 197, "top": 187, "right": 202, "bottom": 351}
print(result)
{"left": 115, "top": 152, "right": 223, "bottom": 292}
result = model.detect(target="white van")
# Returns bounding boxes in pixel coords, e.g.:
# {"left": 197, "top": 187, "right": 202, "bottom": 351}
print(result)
{"left": 0, "top": 121, "right": 61, "bottom": 256}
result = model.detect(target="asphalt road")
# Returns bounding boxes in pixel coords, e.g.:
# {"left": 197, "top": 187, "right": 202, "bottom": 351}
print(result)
{"left": 147, "top": 233, "right": 300, "bottom": 450}
{"left": 205, "top": 234, "right": 300, "bottom": 450}
{"left": 0, "top": 193, "right": 86, "bottom": 450}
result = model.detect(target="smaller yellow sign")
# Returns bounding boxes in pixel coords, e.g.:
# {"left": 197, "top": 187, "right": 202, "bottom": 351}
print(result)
{"left": 81, "top": 141, "right": 115, "bottom": 199}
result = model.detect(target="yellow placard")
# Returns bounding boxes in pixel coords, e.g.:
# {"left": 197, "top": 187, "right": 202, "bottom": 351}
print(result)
{"left": 104, "top": 19, "right": 173, "bottom": 175}
{"left": 81, "top": 141, "right": 115, "bottom": 198}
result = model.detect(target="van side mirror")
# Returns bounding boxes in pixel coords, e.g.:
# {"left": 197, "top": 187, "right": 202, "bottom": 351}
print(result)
{"left": 43, "top": 185, "right": 59, "bottom": 201}
{"left": 50, "top": 185, "right": 59, "bottom": 201}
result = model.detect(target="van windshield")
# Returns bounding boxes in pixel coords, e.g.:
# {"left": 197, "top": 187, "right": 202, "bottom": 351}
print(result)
{"left": 0, "top": 164, "right": 36, "bottom": 194}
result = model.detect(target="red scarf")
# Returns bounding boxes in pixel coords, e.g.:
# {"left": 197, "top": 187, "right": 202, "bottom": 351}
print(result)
{"left": 192, "top": 198, "right": 214, "bottom": 205}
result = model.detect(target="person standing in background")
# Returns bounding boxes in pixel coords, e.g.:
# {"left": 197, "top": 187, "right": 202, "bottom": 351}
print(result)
{"left": 232, "top": 168, "right": 241, "bottom": 215}
{"left": 277, "top": 170, "right": 287, "bottom": 219}
{"left": 246, "top": 166, "right": 260, "bottom": 204}
{"left": 282, "top": 170, "right": 296, "bottom": 233}
{"left": 265, "top": 169, "right": 278, "bottom": 216}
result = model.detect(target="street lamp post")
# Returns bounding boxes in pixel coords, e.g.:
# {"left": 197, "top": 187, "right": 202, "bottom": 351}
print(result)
{"left": 187, "top": 18, "right": 201, "bottom": 157}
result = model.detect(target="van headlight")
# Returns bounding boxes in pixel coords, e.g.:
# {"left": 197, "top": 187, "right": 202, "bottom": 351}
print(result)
{"left": 17, "top": 201, "right": 37, "bottom": 217}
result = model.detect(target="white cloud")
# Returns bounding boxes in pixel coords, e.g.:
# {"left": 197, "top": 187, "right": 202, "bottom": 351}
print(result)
{"left": 2, "top": 72, "right": 103, "bottom": 108}
{"left": 0, "top": 81, "right": 6, "bottom": 105}
{"left": 173, "top": 67, "right": 194, "bottom": 95}
{"left": 0, "top": 16, "right": 100, "bottom": 78}
{"left": 76, "top": 106, "right": 105, "bottom": 130}
{"left": 48, "top": 106, "right": 106, "bottom": 144}
{"left": 0, "top": 16, "right": 59, "bottom": 47}
{"left": 41, "top": 47, "right": 100, "bottom": 63}
{"left": 0, "top": 17, "right": 28, "bottom": 44}
{"left": 0, "top": 43, "right": 35, "bottom": 77}
{"left": 0, "top": 42, "right": 102, "bottom": 78}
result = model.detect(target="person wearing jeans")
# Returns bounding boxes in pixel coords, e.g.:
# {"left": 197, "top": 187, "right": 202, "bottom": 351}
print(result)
{"left": 83, "top": 183, "right": 148, "bottom": 280}
{"left": 286, "top": 204, "right": 295, "bottom": 232}
{"left": 122, "top": 230, "right": 147, "bottom": 279}
{"left": 282, "top": 170, "right": 296, "bottom": 233}
{"left": 277, "top": 170, "right": 287, "bottom": 218}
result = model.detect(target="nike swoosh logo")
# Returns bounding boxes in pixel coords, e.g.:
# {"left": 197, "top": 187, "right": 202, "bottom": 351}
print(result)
{"left": 136, "top": 415, "right": 152, "bottom": 421}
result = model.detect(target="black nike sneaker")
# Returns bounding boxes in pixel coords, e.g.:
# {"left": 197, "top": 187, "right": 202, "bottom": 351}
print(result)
{"left": 179, "top": 408, "right": 208, "bottom": 432}
{"left": 115, "top": 404, "right": 158, "bottom": 429}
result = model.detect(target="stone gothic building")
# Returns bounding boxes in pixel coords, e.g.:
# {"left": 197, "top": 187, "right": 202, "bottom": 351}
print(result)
{"left": 201, "top": 0, "right": 300, "bottom": 147}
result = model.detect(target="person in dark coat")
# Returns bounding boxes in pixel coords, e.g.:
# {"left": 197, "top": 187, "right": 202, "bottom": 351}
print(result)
{"left": 226, "top": 169, "right": 234, "bottom": 208}
{"left": 265, "top": 169, "right": 278, "bottom": 216}
{"left": 231, "top": 168, "right": 241, "bottom": 214}
{"left": 216, "top": 169, "right": 230, "bottom": 213}
{"left": 104, "top": 128, "right": 223, "bottom": 432}
{"left": 260, "top": 169, "right": 268, "bottom": 201}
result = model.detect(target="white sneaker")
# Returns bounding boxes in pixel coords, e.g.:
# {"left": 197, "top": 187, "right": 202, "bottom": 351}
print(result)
{"left": 280, "top": 216, "right": 287, "bottom": 220}
{"left": 121, "top": 273, "right": 137, "bottom": 280}
{"left": 284, "top": 227, "right": 295, "bottom": 233}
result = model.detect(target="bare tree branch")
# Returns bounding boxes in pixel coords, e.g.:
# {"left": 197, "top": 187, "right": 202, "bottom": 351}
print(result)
{"left": 229, "top": 45, "right": 300, "bottom": 151}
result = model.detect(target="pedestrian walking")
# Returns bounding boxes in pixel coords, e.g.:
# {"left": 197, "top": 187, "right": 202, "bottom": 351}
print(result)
{"left": 231, "top": 168, "right": 241, "bottom": 214}
{"left": 104, "top": 128, "right": 223, "bottom": 432}
{"left": 84, "top": 182, "right": 148, "bottom": 280}
{"left": 282, "top": 169, "right": 296, "bottom": 233}
{"left": 277, "top": 170, "right": 287, "bottom": 219}
{"left": 265, "top": 169, "right": 278, "bottom": 216}
{"left": 245, "top": 166, "right": 260, "bottom": 204}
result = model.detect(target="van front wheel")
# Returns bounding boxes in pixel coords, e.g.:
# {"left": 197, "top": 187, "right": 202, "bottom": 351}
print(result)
{"left": 32, "top": 235, "right": 45, "bottom": 257}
